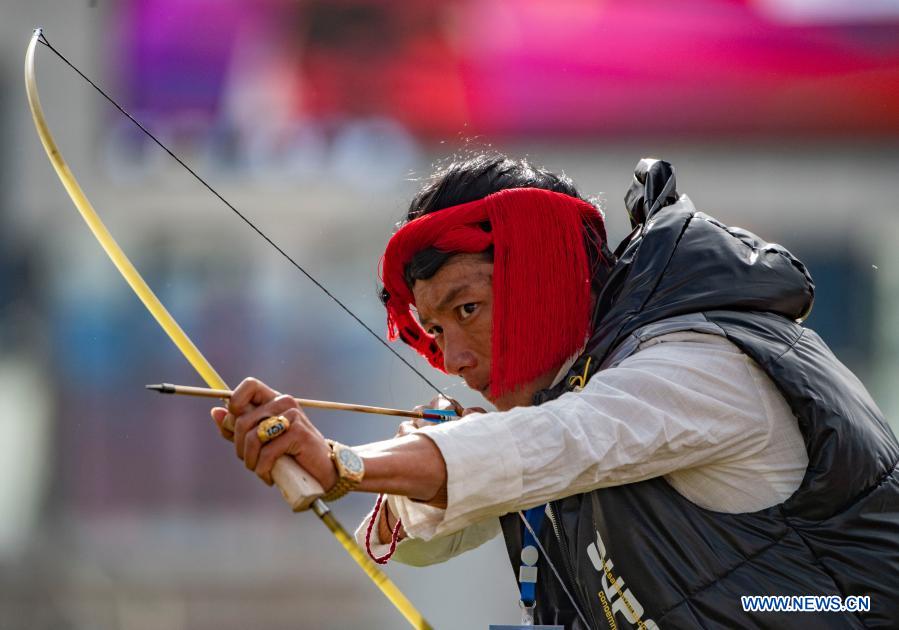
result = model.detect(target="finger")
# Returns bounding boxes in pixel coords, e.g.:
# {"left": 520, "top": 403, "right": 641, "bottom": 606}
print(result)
{"left": 232, "top": 393, "right": 295, "bottom": 446}
{"left": 285, "top": 405, "right": 323, "bottom": 440}
{"left": 245, "top": 414, "right": 291, "bottom": 472}
{"left": 233, "top": 394, "right": 297, "bottom": 461}
{"left": 427, "top": 396, "right": 450, "bottom": 410}
{"left": 211, "top": 406, "right": 234, "bottom": 441}
{"left": 228, "top": 377, "right": 280, "bottom": 417}
{"left": 255, "top": 413, "right": 308, "bottom": 486}
{"left": 244, "top": 421, "right": 270, "bottom": 473}
{"left": 429, "top": 395, "right": 464, "bottom": 416}
{"left": 221, "top": 412, "right": 237, "bottom": 433}
{"left": 409, "top": 409, "right": 432, "bottom": 428}
{"left": 395, "top": 420, "right": 420, "bottom": 437}
{"left": 257, "top": 408, "right": 334, "bottom": 489}
{"left": 234, "top": 394, "right": 297, "bottom": 460}
{"left": 414, "top": 408, "right": 438, "bottom": 430}
{"left": 462, "top": 406, "right": 487, "bottom": 417}
{"left": 444, "top": 397, "right": 465, "bottom": 416}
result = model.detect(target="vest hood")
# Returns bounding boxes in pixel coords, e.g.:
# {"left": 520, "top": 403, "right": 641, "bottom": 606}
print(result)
{"left": 590, "top": 193, "right": 815, "bottom": 359}
{"left": 538, "top": 161, "right": 815, "bottom": 405}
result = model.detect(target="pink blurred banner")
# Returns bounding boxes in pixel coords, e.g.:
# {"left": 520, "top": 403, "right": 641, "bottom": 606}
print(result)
{"left": 118, "top": 0, "right": 899, "bottom": 138}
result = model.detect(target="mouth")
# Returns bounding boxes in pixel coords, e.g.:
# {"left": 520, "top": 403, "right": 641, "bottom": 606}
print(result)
{"left": 463, "top": 376, "right": 492, "bottom": 398}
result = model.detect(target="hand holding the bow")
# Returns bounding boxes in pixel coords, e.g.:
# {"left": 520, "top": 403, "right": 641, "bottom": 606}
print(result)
{"left": 209, "top": 377, "right": 453, "bottom": 505}
{"left": 210, "top": 377, "right": 338, "bottom": 490}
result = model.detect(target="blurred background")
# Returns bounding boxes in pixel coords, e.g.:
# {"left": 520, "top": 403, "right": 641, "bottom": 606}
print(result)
{"left": 1, "top": 1, "right": 898, "bottom": 628}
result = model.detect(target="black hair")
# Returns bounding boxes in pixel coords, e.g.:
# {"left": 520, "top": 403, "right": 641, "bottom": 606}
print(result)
{"left": 381, "top": 153, "right": 615, "bottom": 304}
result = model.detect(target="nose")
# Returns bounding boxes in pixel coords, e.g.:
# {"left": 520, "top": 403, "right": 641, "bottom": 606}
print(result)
{"left": 442, "top": 331, "right": 478, "bottom": 377}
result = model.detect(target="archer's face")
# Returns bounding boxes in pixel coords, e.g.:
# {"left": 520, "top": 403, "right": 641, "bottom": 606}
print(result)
{"left": 413, "top": 254, "right": 496, "bottom": 404}
{"left": 412, "top": 253, "right": 556, "bottom": 411}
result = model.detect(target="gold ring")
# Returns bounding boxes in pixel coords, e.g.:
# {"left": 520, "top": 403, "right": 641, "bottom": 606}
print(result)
{"left": 257, "top": 415, "right": 290, "bottom": 444}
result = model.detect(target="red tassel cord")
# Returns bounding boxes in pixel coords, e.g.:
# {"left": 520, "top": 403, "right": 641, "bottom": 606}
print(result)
{"left": 365, "top": 493, "right": 403, "bottom": 564}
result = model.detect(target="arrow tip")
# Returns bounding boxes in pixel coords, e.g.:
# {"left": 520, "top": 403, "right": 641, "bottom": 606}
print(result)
{"left": 145, "top": 383, "right": 175, "bottom": 394}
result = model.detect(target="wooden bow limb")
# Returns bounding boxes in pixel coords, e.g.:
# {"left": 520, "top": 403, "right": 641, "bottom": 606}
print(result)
{"left": 25, "top": 29, "right": 432, "bottom": 630}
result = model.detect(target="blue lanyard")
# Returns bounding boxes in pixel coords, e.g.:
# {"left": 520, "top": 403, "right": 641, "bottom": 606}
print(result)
{"left": 423, "top": 409, "right": 544, "bottom": 609}
{"left": 519, "top": 504, "right": 546, "bottom": 607}
{"left": 424, "top": 411, "right": 547, "bottom": 610}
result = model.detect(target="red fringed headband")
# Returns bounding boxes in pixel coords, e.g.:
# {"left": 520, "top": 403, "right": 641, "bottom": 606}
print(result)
{"left": 381, "top": 187, "right": 606, "bottom": 399}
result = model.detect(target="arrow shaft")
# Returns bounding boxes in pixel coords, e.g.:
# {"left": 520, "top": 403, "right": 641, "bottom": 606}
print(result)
{"left": 151, "top": 383, "right": 448, "bottom": 421}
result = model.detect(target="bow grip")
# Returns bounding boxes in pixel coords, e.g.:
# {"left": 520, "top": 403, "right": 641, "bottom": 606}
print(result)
{"left": 272, "top": 457, "right": 325, "bottom": 512}
{"left": 223, "top": 415, "right": 324, "bottom": 511}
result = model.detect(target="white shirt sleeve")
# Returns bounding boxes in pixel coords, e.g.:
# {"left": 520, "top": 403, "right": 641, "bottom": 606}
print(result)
{"left": 391, "top": 332, "right": 805, "bottom": 541}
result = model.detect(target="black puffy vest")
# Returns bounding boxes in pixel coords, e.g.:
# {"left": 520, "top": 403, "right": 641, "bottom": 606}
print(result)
{"left": 499, "top": 163, "right": 899, "bottom": 629}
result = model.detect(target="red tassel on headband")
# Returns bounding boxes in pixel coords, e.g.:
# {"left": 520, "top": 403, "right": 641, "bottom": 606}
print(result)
{"left": 381, "top": 188, "right": 605, "bottom": 399}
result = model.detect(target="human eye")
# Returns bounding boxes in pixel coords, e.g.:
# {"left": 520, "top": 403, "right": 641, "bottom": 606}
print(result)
{"left": 456, "top": 303, "right": 478, "bottom": 321}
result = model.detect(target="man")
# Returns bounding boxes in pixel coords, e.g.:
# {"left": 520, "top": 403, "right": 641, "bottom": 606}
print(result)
{"left": 212, "top": 156, "right": 899, "bottom": 628}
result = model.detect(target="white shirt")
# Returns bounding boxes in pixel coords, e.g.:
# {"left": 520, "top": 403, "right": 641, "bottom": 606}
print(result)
{"left": 355, "top": 331, "right": 809, "bottom": 565}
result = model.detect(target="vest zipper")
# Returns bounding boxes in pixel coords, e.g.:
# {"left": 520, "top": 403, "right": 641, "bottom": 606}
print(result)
{"left": 547, "top": 501, "right": 602, "bottom": 629}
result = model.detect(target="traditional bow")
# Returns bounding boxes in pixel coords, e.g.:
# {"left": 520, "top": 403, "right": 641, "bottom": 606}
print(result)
{"left": 25, "top": 28, "right": 432, "bottom": 629}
